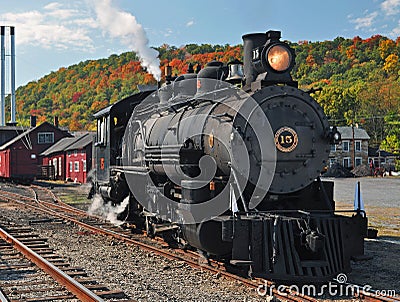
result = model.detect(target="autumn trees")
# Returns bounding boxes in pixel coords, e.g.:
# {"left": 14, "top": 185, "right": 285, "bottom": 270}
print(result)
{"left": 291, "top": 35, "right": 400, "bottom": 154}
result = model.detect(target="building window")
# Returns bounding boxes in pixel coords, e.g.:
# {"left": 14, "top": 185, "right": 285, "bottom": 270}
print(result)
{"left": 97, "top": 116, "right": 108, "bottom": 145}
{"left": 329, "top": 158, "right": 336, "bottom": 167}
{"left": 343, "top": 157, "right": 351, "bottom": 168}
{"left": 330, "top": 144, "right": 336, "bottom": 152}
{"left": 355, "top": 157, "right": 362, "bottom": 166}
{"left": 342, "top": 141, "right": 349, "bottom": 152}
{"left": 38, "top": 132, "right": 54, "bottom": 144}
{"left": 83, "top": 160, "right": 87, "bottom": 172}
{"left": 74, "top": 150, "right": 78, "bottom": 156}
{"left": 74, "top": 161, "right": 80, "bottom": 172}
{"left": 69, "top": 162, "right": 73, "bottom": 172}
{"left": 355, "top": 141, "right": 361, "bottom": 152}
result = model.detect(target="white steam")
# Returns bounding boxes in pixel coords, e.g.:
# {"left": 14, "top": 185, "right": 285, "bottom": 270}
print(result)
{"left": 90, "top": 0, "right": 161, "bottom": 81}
{"left": 88, "top": 194, "right": 129, "bottom": 226}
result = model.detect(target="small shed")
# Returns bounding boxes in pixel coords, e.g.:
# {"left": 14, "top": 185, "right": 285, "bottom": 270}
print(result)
{"left": 0, "top": 122, "right": 71, "bottom": 181}
{"left": 368, "top": 147, "right": 399, "bottom": 169}
{"left": 64, "top": 133, "right": 94, "bottom": 183}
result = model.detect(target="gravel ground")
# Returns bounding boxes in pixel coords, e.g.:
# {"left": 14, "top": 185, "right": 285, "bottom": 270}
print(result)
{"left": 0, "top": 202, "right": 263, "bottom": 302}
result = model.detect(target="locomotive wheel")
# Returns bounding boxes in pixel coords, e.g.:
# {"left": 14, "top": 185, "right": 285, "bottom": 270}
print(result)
{"left": 161, "top": 231, "right": 189, "bottom": 250}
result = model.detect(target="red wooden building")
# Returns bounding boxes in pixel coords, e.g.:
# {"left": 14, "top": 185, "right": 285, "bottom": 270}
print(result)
{"left": 65, "top": 133, "right": 94, "bottom": 183}
{"left": 41, "top": 137, "right": 78, "bottom": 181}
{"left": 0, "top": 122, "right": 70, "bottom": 182}
{"left": 41, "top": 133, "right": 94, "bottom": 183}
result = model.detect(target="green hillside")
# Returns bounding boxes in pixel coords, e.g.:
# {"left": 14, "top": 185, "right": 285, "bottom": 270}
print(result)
{"left": 11, "top": 35, "right": 400, "bottom": 151}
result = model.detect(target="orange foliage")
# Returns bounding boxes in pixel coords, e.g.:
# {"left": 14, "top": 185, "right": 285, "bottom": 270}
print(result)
{"left": 144, "top": 73, "right": 155, "bottom": 84}
{"left": 346, "top": 45, "right": 355, "bottom": 59}
{"left": 90, "top": 100, "right": 109, "bottom": 112}
{"left": 306, "top": 54, "right": 316, "bottom": 67}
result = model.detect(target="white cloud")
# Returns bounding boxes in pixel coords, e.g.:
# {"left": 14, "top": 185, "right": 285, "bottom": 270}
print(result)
{"left": 164, "top": 28, "right": 173, "bottom": 37}
{"left": 186, "top": 20, "right": 194, "bottom": 27}
{"left": 350, "top": 11, "right": 379, "bottom": 30}
{"left": 46, "top": 9, "right": 79, "bottom": 20}
{"left": 0, "top": 2, "right": 95, "bottom": 51}
{"left": 381, "top": 0, "right": 400, "bottom": 16}
{"left": 390, "top": 20, "right": 400, "bottom": 36}
{"left": 67, "top": 18, "right": 98, "bottom": 28}
{"left": 44, "top": 2, "right": 63, "bottom": 10}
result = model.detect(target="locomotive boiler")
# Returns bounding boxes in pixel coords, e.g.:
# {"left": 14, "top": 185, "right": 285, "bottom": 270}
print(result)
{"left": 92, "top": 30, "right": 368, "bottom": 282}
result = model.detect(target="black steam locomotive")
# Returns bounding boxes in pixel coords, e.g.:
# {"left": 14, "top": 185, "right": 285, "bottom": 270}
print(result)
{"left": 91, "top": 30, "right": 367, "bottom": 282}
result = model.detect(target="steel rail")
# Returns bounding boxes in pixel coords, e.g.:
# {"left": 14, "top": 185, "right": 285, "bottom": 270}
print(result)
{"left": 0, "top": 226, "right": 104, "bottom": 302}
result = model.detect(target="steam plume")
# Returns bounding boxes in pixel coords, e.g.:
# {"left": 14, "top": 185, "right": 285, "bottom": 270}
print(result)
{"left": 91, "top": 0, "right": 161, "bottom": 81}
{"left": 88, "top": 194, "right": 129, "bottom": 226}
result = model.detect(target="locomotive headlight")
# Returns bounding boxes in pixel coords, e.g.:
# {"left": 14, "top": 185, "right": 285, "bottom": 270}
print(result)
{"left": 267, "top": 45, "right": 292, "bottom": 72}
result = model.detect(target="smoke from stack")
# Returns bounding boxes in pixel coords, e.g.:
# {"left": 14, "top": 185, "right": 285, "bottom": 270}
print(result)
{"left": 91, "top": 0, "right": 161, "bottom": 81}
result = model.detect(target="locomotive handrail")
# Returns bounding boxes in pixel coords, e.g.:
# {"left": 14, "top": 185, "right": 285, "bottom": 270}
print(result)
{"left": 230, "top": 165, "right": 249, "bottom": 213}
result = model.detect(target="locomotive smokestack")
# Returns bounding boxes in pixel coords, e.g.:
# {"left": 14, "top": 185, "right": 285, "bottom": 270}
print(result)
{"left": 10, "top": 27, "right": 16, "bottom": 125}
{"left": 0, "top": 26, "right": 5, "bottom": 126}
{"left": 242, "top": 33, "right": 266, "bottom": 88}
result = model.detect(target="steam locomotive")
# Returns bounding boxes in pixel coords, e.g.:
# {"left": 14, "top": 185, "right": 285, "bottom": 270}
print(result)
{"left": 91, "top": 30, "right": 367, "bottom": 282}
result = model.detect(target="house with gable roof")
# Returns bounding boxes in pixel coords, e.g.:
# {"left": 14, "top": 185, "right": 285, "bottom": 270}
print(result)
{"left": 329, "top": 126, "right": 370, "bottom": 169}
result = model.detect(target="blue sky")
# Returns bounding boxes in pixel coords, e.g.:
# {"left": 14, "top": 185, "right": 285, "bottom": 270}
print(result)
{"left": 0, "top": 0, "right": 399, "bottom": 87}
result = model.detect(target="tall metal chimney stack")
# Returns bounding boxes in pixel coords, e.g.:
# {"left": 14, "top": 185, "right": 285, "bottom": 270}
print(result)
{"left": 0, "top": 26, "right": 5, "bottom": 126}
{"left": 10, "top": 27, "right": 16, "bottom": 125}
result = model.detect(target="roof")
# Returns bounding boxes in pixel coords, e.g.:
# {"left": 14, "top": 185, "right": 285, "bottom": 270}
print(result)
{"left": 0, "top": 126, "right": 24, "bottom": 131}
{"left": 65, "top": 133, "right": 95, "bottom": 151}
{"left": 368, "top": 147, "right": 398, "bottom": 157}
{"left": 0, "top": 122, "right": 69, "bottom": 151}
{"left": 337, "top": 126, "right": 370, "bottom": 140}
{"left": 93, "top": 104, "right": 112, "bottom": 119}
{"left": 93, "top": 90, "right": 155, "bottom": 119}
{"left": 40, "top": 137, "right": 78, "bottom": 156}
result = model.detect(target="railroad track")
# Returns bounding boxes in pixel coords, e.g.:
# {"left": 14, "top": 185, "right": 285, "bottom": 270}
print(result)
{"left": 0, "top": 218, "right": 134, "bottom": 302}
{"left": 0, "top": 183, "right": 398, "bottom": 302}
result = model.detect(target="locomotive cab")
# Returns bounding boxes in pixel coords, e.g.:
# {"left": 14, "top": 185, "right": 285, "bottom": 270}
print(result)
{"left": 92, "top": 90, "right": 155, "bottom": 203}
